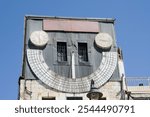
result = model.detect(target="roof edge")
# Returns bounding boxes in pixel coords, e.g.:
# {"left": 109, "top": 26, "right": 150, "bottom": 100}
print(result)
{"left": 25, "top": 15, "right": 115, "bottom": 23}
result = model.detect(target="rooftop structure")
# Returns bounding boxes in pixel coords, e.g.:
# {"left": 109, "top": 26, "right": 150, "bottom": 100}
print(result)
{"left": 18, "top": 16, "right": 150, "bottom": 100}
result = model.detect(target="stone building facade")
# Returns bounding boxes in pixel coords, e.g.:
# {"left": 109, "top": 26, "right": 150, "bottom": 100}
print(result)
{"left": 18, "top": 16, "right": 149, "bottom": 100}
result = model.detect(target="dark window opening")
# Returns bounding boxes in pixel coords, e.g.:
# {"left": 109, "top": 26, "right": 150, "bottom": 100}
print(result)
{"left": 99, "top": 97, "right": 106, "bottom": 100}
{"left": 139, "top": 83, "right": 144, "bottom": 86}
{"left": 42, "top": 97, "right": 56, "bottom": 100}
{"left": 57, "top": 42, "right": 67, "bottom": 62}
{"left": 78, "top": 43, "right": 88, "bottom": 62}
{"left": 67, "top": 97, "right": 83, "bottom": 100}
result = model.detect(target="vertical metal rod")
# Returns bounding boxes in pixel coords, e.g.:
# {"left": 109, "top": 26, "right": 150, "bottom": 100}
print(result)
{"left": 72, "top": 51, "right": 76, "bottom": 79}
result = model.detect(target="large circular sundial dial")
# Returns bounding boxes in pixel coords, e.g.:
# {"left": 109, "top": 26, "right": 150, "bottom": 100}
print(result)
{"left": 27, "top": 31, "right": 117, "bottom": 93}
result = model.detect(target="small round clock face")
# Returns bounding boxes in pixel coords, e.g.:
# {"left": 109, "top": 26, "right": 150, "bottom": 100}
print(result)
{"left": 95, "top": 33, "right": 113, "bottom": 49}
{"left": 30, "top": 31, "right": 49, "bottom": 46}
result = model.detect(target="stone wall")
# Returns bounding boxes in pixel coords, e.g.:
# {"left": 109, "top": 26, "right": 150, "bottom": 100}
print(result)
{"left": 19, "top": 79, "right": 122, "bottom": 100}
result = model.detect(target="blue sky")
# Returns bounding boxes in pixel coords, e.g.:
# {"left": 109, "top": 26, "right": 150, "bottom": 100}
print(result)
{"left": 0, "top": 0, "right": 149, "bottom": 99}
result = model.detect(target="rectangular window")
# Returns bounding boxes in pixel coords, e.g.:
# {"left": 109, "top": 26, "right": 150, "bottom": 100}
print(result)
{"left": 67, "top": 97, "right": 83, "bottom": 100}
{"left": 57, "top": 42, "right": 67, "bottom": 62}
{"left": 42, "top": 97, "right": 56, "bottom": 100}
{"left": 78, "top": 43, "right": 88, "bottom": 62}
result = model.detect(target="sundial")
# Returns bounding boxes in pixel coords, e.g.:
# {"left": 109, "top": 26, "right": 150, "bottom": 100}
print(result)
{"left": 27, "top": 31, "right": 117, "bottom": 93}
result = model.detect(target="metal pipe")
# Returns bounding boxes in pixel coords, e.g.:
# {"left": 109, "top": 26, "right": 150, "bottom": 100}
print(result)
{"left": 72, "top": 51, "right": 76, "bottom": 79}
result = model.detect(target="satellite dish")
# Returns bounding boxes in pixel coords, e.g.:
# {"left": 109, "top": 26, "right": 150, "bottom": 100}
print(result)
{"left": 95, "top": 33, "right": 113, "bottom": 49}
{"left": 30, "top": 31, "right": 49, "bottom": 46}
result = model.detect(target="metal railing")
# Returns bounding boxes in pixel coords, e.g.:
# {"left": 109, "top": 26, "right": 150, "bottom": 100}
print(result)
{"left": 126, "top": 77, "right": 150, "bottom": 86}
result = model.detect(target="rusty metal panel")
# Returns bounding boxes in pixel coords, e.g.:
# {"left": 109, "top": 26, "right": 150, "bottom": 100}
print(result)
{"left": 43, "top": 19, "right": 100, "bottom": 32}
